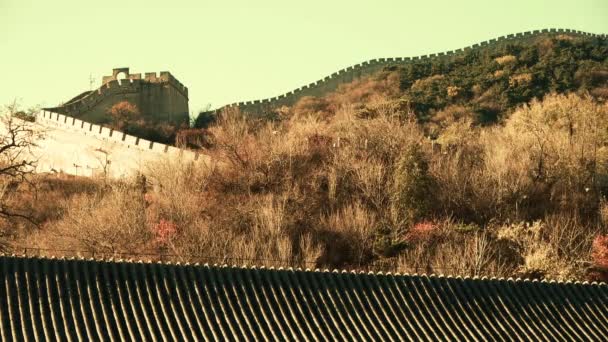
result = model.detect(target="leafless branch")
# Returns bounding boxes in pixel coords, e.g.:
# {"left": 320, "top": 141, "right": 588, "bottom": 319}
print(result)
{"left": 0, "top": 102, "right": 44, "bottom": 226}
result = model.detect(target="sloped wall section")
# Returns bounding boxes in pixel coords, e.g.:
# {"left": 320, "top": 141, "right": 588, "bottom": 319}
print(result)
{"left": 32, "top": 111, "right": 207, "bottom": 178}
{"left": 24, "top": 29, "right": 607, "bottom": 178}
{"left": 208, "top": 29, "right": 607, "bottom": 116}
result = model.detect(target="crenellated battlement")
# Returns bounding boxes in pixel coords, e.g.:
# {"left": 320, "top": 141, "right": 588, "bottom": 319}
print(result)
{"left": 30, "top": 110, "right": 208, "bottom": 178}
{"left": 208, "top": 29, "right": 607, "bottom": 116}
{"left": 36, "top": 110, "right": 202, "bottom": 159}
{"left": 45, "top": 67, "right": 190, "bottom": 127}
{"left": 46, "top": 78, "right": 144, "bottom": 117}
{"left": 101, "top": 68, "right": 188, "bottom": 98}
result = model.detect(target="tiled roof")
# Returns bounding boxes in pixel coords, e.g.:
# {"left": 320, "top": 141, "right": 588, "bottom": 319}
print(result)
{"left": 0, "top": 255, "right": 607, "bottom": 341}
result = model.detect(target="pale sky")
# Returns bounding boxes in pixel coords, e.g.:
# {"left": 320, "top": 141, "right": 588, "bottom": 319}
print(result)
{"left": 1, "top": 0, "right": 607, "bottom": 115}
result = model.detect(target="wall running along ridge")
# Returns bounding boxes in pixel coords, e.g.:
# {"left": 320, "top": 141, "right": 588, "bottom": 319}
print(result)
{"left": 208, "top": 29, "right": 608, "bottom": 116}
{"left": 29, "top": 111, "right": 208, "bottom": 178}
{"left": 9, "top": 29, "right": 606, "bottom": 179}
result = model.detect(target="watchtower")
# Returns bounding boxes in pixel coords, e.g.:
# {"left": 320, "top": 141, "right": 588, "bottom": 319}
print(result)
{"left": 44, "top": 67, "right": 189, "bottom": 127}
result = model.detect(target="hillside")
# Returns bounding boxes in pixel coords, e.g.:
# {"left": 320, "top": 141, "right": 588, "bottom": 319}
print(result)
{"left": 2, "top": 29, "right": 608, "bottom": 283}
{"left": 197, "top": 28, "right": 607, "bottom": 127}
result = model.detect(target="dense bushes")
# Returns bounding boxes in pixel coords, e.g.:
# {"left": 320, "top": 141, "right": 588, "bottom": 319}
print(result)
{"left": 6, "top": 91, "right": 607, "bottom": 281}
{"left": 399, "top": 35, "right": 608, "bottom": 123}
{"left": 193, "top": 110, "right": 216, "bottom": 129}
{"left": 3, "top": 33, "right": 607, "bottom": 281}
{"left": 107, "top": 101, "right": 188, "bottom": 144}
{"left": 230, "top": 33, "right": 606, "bottom": 127}
{"left": 391, "top": 144, "right": 436, "bottom": 226}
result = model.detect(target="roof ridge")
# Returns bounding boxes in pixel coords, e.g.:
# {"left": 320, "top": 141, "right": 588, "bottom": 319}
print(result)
{"left": 2, "top": 253, "right": 605, "bottom": 286}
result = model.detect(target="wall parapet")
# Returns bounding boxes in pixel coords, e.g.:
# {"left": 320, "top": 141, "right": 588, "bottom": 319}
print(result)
{"left": 101, "top": 68, "right": 188, "bottom": 97}
{"left": 36, "top": 111, "right": 202, "bottom": 160}
{"left": 44, "top": 78, "right": 144, "bottom": 116}
{"left": 208, "top": 28, "right": 607, "bottom": 116}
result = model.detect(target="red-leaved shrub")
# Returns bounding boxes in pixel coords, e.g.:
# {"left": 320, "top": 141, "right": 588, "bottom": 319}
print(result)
{"left": 405, "top": 221, "right": 440, "bottom": 243}
{"left": 592, "top": 234, "right": 608, "bottom": 269}
{"left": 153, "top": 219, "right": 177, "bottom": 245}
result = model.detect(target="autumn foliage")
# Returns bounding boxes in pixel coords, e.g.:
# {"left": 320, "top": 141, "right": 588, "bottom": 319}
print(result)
{"left": 4, "top": 34, "right": 608, "bottom": 281}
{"left": 153, "top": 219, "right": 178, "bottom": 245}
{"left": 592, "top": 235, "right": 608, "bottom": 269}
{"left": 107, "top": 101, "right": 183, "bottom": 144}
{"left": 107, "top": 101, "right": 141, "bottom": 131}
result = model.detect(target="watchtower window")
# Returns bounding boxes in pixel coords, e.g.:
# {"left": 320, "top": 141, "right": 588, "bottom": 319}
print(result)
{"left": 115, "top": 72, "right": 128, "bottom": 81}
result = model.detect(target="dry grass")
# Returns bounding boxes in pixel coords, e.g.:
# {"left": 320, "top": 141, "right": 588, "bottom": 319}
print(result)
{"left": 0, "top": 174, "right": 100, "bottom": 245}
{"left": 36, "top": 182, "right": 150, "bottom": 253}
{"left": 509, "top": 73, "right": 533, "bottom": 87}
{"left": 290, "top": 70, "right": 401, "bottom": 119}
{"left": 5, "top": 91, "right": 608, "bottom": 281}
{"left": 494, "top": 55, "right": 517, "bottom": 65}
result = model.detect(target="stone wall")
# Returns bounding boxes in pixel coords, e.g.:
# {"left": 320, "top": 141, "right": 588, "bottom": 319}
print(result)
{"left": 30, "top": 111, "right": 207, "bottom": 178}
{"left": 208, "top": 29, "right": 607, "bottom": 116}
{"left": 46, "top": 68, "right": 189, "bottom": 127}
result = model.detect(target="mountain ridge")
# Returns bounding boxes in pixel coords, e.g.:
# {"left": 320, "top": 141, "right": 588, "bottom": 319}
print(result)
{"left": 206, "top": 28, "right": 607, "bottom": 117}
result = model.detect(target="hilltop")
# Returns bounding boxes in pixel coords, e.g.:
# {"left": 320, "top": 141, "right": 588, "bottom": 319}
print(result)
{"left": 1, "top": 29, "right": 608, "bottom": 283}
{"left": 196, "top": 28, "right": 607, "bottom": 128}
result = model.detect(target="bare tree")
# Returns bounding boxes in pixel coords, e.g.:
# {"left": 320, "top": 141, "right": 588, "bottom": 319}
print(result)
{"left": 93, "top": 147, "right": 112, "bottom": 180}
{"left": 0, "top": 102, "right": 43, "bottom": 223}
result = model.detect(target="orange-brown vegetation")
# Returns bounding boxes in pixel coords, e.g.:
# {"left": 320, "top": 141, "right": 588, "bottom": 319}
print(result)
{"left": 4, "top": 33, "right": 608, "bottom": 279}
{"left": 107, "top": 101, "right": 141, "bottom": 131}
{"left": 4, "top": 92, "right": 608, "bottom": 282}
{"left": 107, "top": 100, "right": 185, "bottom": 144}
{"left": 289, "top": 71, "right": 402, "bottom": 120}
{"left": 592, "top": 235, "right": 608, "bottom": 267}
{"left": 175, "top": 128, "right": 213, "bottom": 149}
{"left": 591, "top": 234, "right": 608, "bottom": 281}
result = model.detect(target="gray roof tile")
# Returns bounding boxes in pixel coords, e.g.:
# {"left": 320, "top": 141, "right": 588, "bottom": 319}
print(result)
{"left": 0, "top": 255, "right": 607, "bottom": 340}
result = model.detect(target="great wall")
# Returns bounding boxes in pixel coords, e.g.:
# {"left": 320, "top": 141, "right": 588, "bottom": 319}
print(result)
{"left": 8, "top": 28, "right": 606, "bottom": 179}
{"left": 207, "top": 28, "right": 608, "bottom": 116}
{"left": 45, "top": 68, "right": 190, "bottom": 126}
{"left": 30, "top": 110, "right": 208, "bottom": 178}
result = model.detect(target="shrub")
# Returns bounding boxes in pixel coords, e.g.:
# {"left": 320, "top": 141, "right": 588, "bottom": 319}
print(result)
{"left": 291, "top": 96, "right": 331, "bottom": 119}
{"left": 391, "top": 144, "right": 436, "bottom": 226}
{"left": 494, "top": 55, "right": 517, "bottom": 65}
{"left": 371, "top": 220, "right": 407, "bottom": 258}
{"left": 405, "top": 221, "right": 440, "bottom": 244}
{"left": 320, "top": 201, "right": 376, "bottom": 265}
{"left": 446, "top": 86, "right": 461, "bottom": 98}
{"left": 327, "top": 71, "right": 401, "bottom": 111}
{"left": 176, "top": 128, "right": 213, "bottom": 149}
{"left": 508, "top": 73, "right": 533, "bottom": 87}
{"left": 7, "top": 35, "right": 608, "bottom": 279}
{"left": 153, "top": 219, "right": 178, "bottom": 245}
{"left": 107, "top": 101, "right": 141, "bottom": 131}
{"left": 12, "top": 111, "right": 36, "bottom": 122}
{"left": 41, "top": 183, "right": 150, "bottom": 254}
{"left": 589, "top": 234, "right": 608, "bottom": 282}
{"left": 503, "top": 93, "right": 608, "bottom": 220}
{"left": 194, "top": 110, "right": 217, "bottom": 129}
{"left": 453, "top": 222, "right": 480, "bottom": 233}
{"left": 592, "top": 234, "right": 608, "bottom": 269}
{"left": 408, "top": 74, "right": 448, "bottom": 114}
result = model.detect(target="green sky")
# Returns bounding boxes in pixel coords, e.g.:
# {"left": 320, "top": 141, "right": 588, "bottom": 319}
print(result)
{"left": 1, "top": 0, "right": 607, "bottom": 115}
